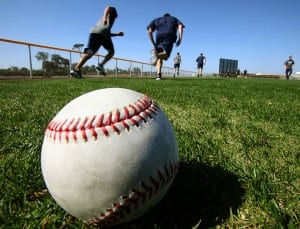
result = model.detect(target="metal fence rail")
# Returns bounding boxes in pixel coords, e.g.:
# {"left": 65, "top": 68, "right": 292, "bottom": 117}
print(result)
{"left": 0, "top": 37, "right": 196, "bottom": 79}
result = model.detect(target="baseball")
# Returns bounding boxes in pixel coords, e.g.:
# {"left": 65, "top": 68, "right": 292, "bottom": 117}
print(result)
{"left": 41, "top": 88, "right": 179, "bottom": 226}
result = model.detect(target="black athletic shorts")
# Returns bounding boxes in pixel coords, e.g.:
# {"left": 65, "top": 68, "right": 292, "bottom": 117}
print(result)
{"left": 84, "top": 33, "right": 114, "bottom": 55}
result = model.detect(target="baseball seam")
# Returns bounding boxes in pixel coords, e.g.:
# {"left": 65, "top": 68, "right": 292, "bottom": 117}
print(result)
{"left": 45, "top": 95, "right": 158, "bottom": 142}
{"left": 87, "top": 161, "right": 179, "bottom": 226}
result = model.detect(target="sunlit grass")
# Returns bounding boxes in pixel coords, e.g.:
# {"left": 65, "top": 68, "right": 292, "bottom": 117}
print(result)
{"left": 0, "top": 77, "right": 299, "bottom": 228}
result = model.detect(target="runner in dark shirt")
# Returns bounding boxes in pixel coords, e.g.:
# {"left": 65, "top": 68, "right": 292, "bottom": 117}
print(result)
{"left": 147, "top": 13, "right": 185, "bottom": 80}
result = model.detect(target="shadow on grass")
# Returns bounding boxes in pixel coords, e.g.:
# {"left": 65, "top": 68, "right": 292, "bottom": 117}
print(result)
{"left": 117, "top": 160, "right": 246, "bottom": 229}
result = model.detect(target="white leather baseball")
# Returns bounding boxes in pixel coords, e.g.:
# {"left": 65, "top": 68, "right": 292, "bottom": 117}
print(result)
{"left": 41, "top": 88, "right": 179, "bottom": 226}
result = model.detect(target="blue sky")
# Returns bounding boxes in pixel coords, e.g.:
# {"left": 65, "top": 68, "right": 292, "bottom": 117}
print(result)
{"left": 0, "top": 0, "right": 299, "bottom": 74}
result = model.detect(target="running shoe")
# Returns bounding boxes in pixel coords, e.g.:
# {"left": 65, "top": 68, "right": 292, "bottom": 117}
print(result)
{"left": 150, "top": 49, "right": 158, "bottom": 66}
{"left": 96, "top": 64, "right": 106, "bottom": 76}
{"left": 70, "top": 69, "right": 84, "bottom": 79}
{"left": 155, "top": 73, "right": 162, "bottom": 80}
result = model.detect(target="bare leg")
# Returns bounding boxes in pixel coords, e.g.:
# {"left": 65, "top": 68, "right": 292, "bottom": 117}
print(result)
{"left": 155, "top": 49, "right": 168, "bottom": 79}
{"left": 100, "top": 50, "right": 114, "bottom": 66}
{"left": 155, "top": 58, "right": 163, "bottom": 79}
{"left": 74, "top": 53, "right": 93, "bottom": 71}
{"left": 157, "top": 59, "right": 163, "bottom": 74}
{"left": 96, "top": 50, "right": 115, "bottom": 76}
{"left": 200, "top": 67, "right": 203, "bottom": 76}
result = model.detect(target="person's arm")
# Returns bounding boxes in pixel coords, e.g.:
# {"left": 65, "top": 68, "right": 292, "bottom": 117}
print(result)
{"left": 102, "top": 6, "right": 111, "bottom": 25}
{"left": 110, "top": 32, "right": 124, "bottom": 37}
{"left": 176, "top": 24, "right": 184, "bottom": 47}
{"left": 147, "top": 27, "right": 156, "bottom": 47}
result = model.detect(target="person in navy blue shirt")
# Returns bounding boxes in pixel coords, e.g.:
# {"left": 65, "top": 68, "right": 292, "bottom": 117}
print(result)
{"left": 147, "top": 13, "right": 185, "bottom": 80}
{"left": 196, "top": 53, "right": 206, "bottom": 77}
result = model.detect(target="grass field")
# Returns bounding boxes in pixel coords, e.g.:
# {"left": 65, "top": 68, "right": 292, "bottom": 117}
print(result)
{"left": 0, "top": 77, "right": 299, "bottom": 228}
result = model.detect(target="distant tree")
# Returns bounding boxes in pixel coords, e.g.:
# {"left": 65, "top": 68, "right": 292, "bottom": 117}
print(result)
{"left": 132, "top": 67, "right": 141, "bottom": 75}
{"left": 72, "top": 43, "right": 84, "bottom": 51}
{"left": 51, "top": 54, "right": 69, "bottom": 69}
{"left": 9, "top": 66, "right": 19, "bottom": 72}
{"left": 35, "top": 51, "right": 49, "bottom": 62}
{"left": 35, "top": 52, "right": 51, "bottom": 76}
{"left": 72, "top": 44, "right": 84, "bottom": 57}
{"left": 42, "top": 61, "right": 54, "bottom": 76}
{"left": 19, "top": 67, "right": 29, "bottom": 76}
{"left": 35, "top": 52, "right": 70, "bottom": 76}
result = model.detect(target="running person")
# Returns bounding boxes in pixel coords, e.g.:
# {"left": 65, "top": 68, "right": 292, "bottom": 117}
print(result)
{"left": 173, "top": 52, "right": 181, "bottom": 77}
{"left": 147, "top": 13, "right": 185, "bottom": 80}
{"left": 284, "top": 56, "right": 295, "bottom": 80}
{"left": 196, "top": 53, "right": 206, "bottom": 77}
{"left": 70, "top": 6, "right": 124, "bottom": 79}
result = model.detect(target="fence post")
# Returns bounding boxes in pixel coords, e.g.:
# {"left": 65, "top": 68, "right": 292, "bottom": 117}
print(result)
{"left": 141, "top": 63, "right": 143, "bottom": 77}
{"left": 28, "top": 45, "right": 33, "bottom": 79}
{"left": 97, "top": 56, "right": 100, "bottom": 77}
{"left": 115, "top": 59, "right": 118, "bottom": 77}
{"left": 69, "top": 51, "right": 72, "bottom": 78}
{"left": 129, "top": 61, "right": 132, "bottom": 77}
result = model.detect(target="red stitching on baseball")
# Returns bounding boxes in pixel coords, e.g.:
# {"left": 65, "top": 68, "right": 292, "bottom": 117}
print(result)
{"left": 45, "top": 95, "right": 158, "bottom": 142}
{"left": 87, "top": 161, "right": 179, "bottom": 226}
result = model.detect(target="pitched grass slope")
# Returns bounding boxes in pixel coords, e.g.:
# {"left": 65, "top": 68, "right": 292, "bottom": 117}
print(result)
{"left": 0, "top": 78, "right": 299, "bottom": 228}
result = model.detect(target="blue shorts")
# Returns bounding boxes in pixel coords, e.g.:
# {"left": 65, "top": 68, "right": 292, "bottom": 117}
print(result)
{"left": 197, "top": 64, "right": 204, "bottom": 69}
{"left": 285, "top": 68, "right": 292, "bottom": 76}
{"left": 84, "top": 33, "right": 114, "bottom": 55}
{"left": 155, "top": 34, "right": 175, "bottom": 59}
{"left": 174, "top": 63, "right": 180, "bottom": 68}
